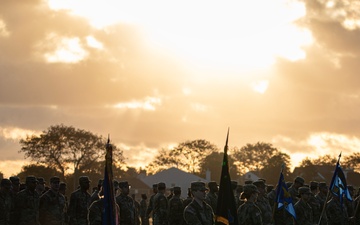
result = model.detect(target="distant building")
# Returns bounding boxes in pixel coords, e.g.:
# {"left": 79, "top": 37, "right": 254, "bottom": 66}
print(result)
{"left": 139, "top": 167, "right": 208, "bottom": 198}
{"left": 239, "top": 171, "right": 260, "bottom": 184}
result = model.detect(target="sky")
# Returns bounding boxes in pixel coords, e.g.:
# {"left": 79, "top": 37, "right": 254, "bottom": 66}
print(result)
{"left": 1, "top": 0, "right": 360, "bottom": 178}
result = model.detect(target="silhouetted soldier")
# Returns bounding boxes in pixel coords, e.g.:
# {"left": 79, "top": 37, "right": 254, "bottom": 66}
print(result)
{"left": 14, "top": 176, "right": 40, "bottom": 225}
{"left": 183, "top": 188, "right": 193, "bottom": 208}
{"left": 168, "top": 186, "right": 184, "bottom": 225}
{"left": 146, "top": 184, "right": 158, "bottom": 224}
{"left": 68, "top": 176, "right": 91, "bottom": 225}
{"left": 140, "top": 194, "right": 149, "bottom": 225}
{"left": 36, "top": 177, "right": 46, "bottom": 195}
{"left": 153, "top": 182, "right": 168, "bottom": 225}
{"left": 237, "top": 184, "right": 262, "bottom": 225}
{"left": 184, "top": 181, "right": 214, "bottom": 225}
{"left": 253, "top": 180, "right": 273, "bottom": 225}
{"left": 8, "top": 176, "right": 19, "bottom": 225}
{"left": 315, "top": 182, "right": 328, "bottom": 225}
{"left": 166, "top": 188, "right": 174, "bottom": 201}
{"left": 90, "top": 179, "right": 103, "bottom": 204}
{"left": 294, "top": 187, "right": 313, "bottom": 225}
{"left": 116, "top": 181, "right": 135, "bottom": 225}
{"left": 326, "top": 192, "right": 349, "bottom": 225}
{"left": 0, "top": 179, "right": 13, "bottom": 225}
{"left": 39, "top": 176, "right": 66, "bottom": 225}
{"left": 288, "top": 176, "right": 304, "bottom": 204}
{"left": 132, "top": 194, "right": 141, "bottom": 225}
{"left": 308, "top": 181, "right": 321, "bottom": 225}
{"left": 205, "top": 181, "right": 218, "bottom": 212}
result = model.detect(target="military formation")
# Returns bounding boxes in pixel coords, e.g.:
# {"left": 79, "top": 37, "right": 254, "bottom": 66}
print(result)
{"left": 0, "top": 175, "right": 359, "bottom": 225}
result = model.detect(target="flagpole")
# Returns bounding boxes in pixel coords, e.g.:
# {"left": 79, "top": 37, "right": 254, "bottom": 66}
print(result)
{"left": 317, "top": 152, "right": 341, "bottom": 225}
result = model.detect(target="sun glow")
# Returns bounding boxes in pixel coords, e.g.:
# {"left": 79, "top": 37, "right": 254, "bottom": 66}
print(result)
{"left": 47, "top": 0, "right": 313, "bottom": 70}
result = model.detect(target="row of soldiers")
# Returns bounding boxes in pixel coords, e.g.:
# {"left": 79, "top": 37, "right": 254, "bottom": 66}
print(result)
{"left": 0, "top": 174, "right": 359, "bottom": 225}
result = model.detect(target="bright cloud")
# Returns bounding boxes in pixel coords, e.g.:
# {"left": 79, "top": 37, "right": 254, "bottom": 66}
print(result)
{"left": 0, "top": 127, "right": 41, "bottom": 141}
{"left": 113, "top": 97, "right": 162, "bottom": 111}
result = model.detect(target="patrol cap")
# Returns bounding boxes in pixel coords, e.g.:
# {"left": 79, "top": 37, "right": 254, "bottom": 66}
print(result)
{"left": 157, "top": 182, "right": 166, "bottom": 189}
{"left": 118, "top": 181, "right": 129, "bottom": 188}
{"left": 79, "top": 176, "right": 91, "bottom": 183}
{"left": 310, "top": 181, "right": 318, "bottom": 187}
{"left": 173, "top": 186, "right": 181, "bottom": 192}
{"left": 50, "top": 176, "right": 60, "bottom": 183}
{"left": 37, "top": 177, "right": 46, "bottom": 184}
{"left": 9, "top": 176, "right": 20, "bottom": 185}
{"left": 191, "top": 181, "right": 208, "bottom": 191}
{"left": 253, "top": 180, "right": 266, "bottom": 188}
{"left": 294, "top": 176, "right": 305, "bottom": 185}
{"left": 26, "top": 176, "right": 38, "bottom": 183}
{"left": 152, "top": 183, "right": 158, "bottom": 188}
{"left": 97, "top": 179, "right": 103, "bottom": 186}
{"left": 318, "top": 182, "right": 327, "bottom": 189}
{"left": 244, "top": 180, "right": 253, "bottom": 184}
{"left": 243, "top": 184, "right": 260, "bottom": 195}
{"left": 59, "top": 182, "right": 67, "bottom": 189}
{"left": 208, "top": 181, "right": 218, "bottom": 189}
{"left": 1, "top": 178, "right": 12, "bottom": 187}
{"left": 298, "top": 187, "right": 311, "bottom": 195}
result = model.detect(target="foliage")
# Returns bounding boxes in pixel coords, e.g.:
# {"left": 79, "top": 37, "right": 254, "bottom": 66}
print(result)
{"left": 343, "top": 152, "right": 360, "bottom": 173}
{"left": 146, "top": 139, "right": 219, "bottom": 175}
{"left": 17, "top": 164, "right": 61, "bottom": 183}
{"left": 19, "top": 124, "right": 125, "bottom": 181}
{"left": 299, "top": 154, "right": 338, "bottom": 167}
{"left": 231, "top": 142, "right": 291, "bottom": 182}
{"left": 198, "top": 151, "right": 238, "bottom": 183}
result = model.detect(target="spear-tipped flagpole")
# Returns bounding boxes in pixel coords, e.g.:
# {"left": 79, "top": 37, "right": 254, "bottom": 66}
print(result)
{"left": 317, "top": 152, "right": 342, "bottom": 225}
{"left": 224, "top": 127, "right": 229, "bottom": 153}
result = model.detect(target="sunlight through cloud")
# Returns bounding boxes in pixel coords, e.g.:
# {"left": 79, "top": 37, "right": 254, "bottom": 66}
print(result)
{"left": 0, "top": 19, "right": 10, "bottom": 37}
{"left": 113, "top": 97, "right": 162, "bottom": 111}
{"left": 0, "top": 127, "right": 41, "bottom": 141}
{"left": 86, "top": 36, "right": 104, "bottom": 49}
{"left": 251, "top": 80, "right": 269, "bottom": 94}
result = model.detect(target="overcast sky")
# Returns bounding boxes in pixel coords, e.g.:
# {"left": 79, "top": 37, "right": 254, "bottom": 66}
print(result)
{"left": 1, "top": 0, "right": 360, "bottom": 178}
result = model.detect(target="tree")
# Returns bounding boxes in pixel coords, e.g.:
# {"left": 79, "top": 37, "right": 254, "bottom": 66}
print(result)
{"left": 198, "top": 151, "right": 238, "bottom": 183}
{"left": 299, "top": 154, "right": 338, "bottom": 167}
{"left": 231, "top": 142, "right": 291, "bottom": 182}
{"left": 19, "top": 124, "right": 125, "bottom": 183}
{"left": 343, "top": 152, "right": 360, "bottom": 173}
{"left": 146, "top": 139, "right": 219, "bottom": 175}
{"left": 17, "top": 164, "right": 60, "bottom": 183}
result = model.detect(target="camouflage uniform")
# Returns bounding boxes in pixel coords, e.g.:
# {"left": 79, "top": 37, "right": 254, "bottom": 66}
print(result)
{"left": 326, "top": 197, "right": 349, "bottom": 225}
{"left": 116, "top": 181, "right": 136, "bottom": 225}
{"left": 153, "top": 183, "right": 168, "bottom": 225}
{"left": 0, "top": 179, "right": 12, "bottom": 225}
{"left": 237, "top": 202, "right": 262, "bottom": 225}
{"left": 256, "top": 195, "right": 273, "bottom": 225}
{"left": 205, "top": 192, "right": 218, "bottom": 213}
{"left": 294, "top": 199, "right": 313, "bottom": 225}
{"left": 88, "top": 198, "right": 120, "bottom": 225}
{"left": 146, "top": 184, "right": 158, "bottom": 224}
{"left": 315, "top": 187, "right": 328, "bottom": 225}
{"left": 168, "top": 192, "right": 184, "bottom": 225}
{"left": 184, "top": 200, "right": 214, "bottom": 225}
{"left": 14, "top": 176, "right": 40, "bottom": 225}
{"left": 140, "top": 196, "right": 149, "bottom": 225}
{"left": 39, "top": 188, "right": 67, "bottom": 225}
{"left": 184, "top": 182, "right": 214, "bottom": 225}
{"left": 133, "top": 197, "right": 141, "bottom": 225}
{"left": 308, "top": 193, "right": 321, "bottom": 225}
{"left": 68, "top": 177, "right": 92, "bottom": 225}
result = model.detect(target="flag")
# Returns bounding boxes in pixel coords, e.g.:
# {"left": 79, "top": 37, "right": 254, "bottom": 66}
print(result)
{"left": 215, "top": 128, "right": 238, "bottom": 225}
{"left": 102, "top": 138, "right": 118, "bottom": 225}
{"left": 329, "top": 154, "right": 352, "bottom": 205}
{"left": 275, "top": 171, "right": 296, "bottom": 219}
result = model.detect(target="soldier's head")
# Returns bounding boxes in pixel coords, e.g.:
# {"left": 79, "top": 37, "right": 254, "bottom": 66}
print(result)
{"left": 173, "top": 186, "right": 181, "bottom": 196}
{"left": 113, "top": 180, "right": 119, "bottom": 193}
{"left": 152, "top": 183, "right": 158, "bottom": 194}
{"left": 157, "top": 182, "right": 166, "bottom": 193}
{"left": 242, "top": 184, "right": 260, "bottom": 202}
{"left": 9, "top": 176, "right": 20, "bottom": 192}
{"left": 293, "top": 176, "right": 305, "bottom": 188}
{"left": 191, "top": 181, "right": 207, "bottom": 201}
{"left": 318, "top": 182, "right": 327, "bottom": 194}
{"left": 0, "top": 179, "right": 12, "bottom": 193}
{"left": 141, "top": 193, "right": 147, "bottom": 200}
{"left": 119, "top": 181, "right": 130, "bottom": 195}
{"left": 298, "top": 187, "right": 311, "bottom": 202}
{"left": 79, "top": 176, "right": 91, "bottom": 191}
{"left": 97, "top": 179, "right": 103, "bottom": 189}
{"left": 25, "top": 176, "right": 38, "bottom": 191}
{"left": 266, "top": 185, "right": 274, "bottom": 193}
{"left": 36, "top": 177, "right": 46, "bottom": 191}
{"left": 59, "top": 182, "right": 67, "bottom": 195}
{"left": 231, "top": 180, "right": 238, "bottom": 191}
{"left": 310, "top": 181, "right": 319, "bottom": 194}
{"left": 50, "top": 176, "right": 61, "bottom": 192}
{"left": 207, "top": 181, "right": 218, "bottom": 193}
{"left": 253, "top": 180, "right": 266, "bottom": 196}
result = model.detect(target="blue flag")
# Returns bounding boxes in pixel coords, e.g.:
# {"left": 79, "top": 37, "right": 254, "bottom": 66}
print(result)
{"left": 275, "top": 171, "right": 296, "bottom": 219}
{"left": 215, "top": 129, "right": 238, "bottom": 225}
{"left": 329, "top": 159, "right": 352, "bottom": 206}
{"left": 102, "top": 139, "right": 118, "bottom": 225}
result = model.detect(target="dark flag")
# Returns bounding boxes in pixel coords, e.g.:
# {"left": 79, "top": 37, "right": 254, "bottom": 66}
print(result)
{"left": 215, "top": 128, "right": 238, "bottom": 225}
{"left": 275, "top": 169, "right": 296, "bottom": 219}
{"left": 102, "top": 137, "right": 119, "bottom": 225}
{"left": 329, "top": 152, "right": 352, "bottom": 206}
